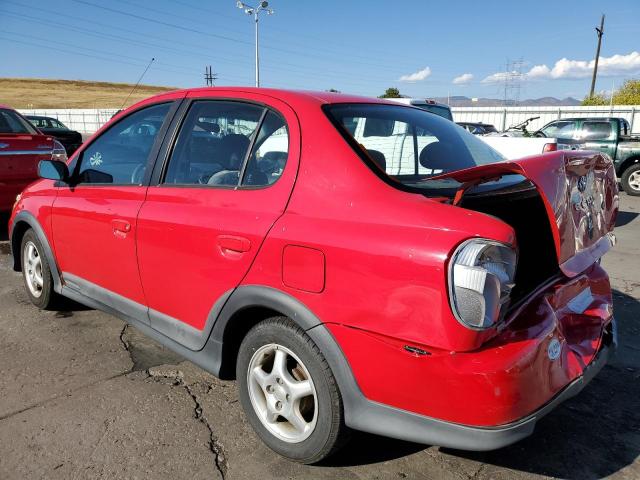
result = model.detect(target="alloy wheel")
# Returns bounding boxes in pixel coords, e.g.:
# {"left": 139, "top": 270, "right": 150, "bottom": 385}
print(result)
{"left": 247, "top": 343, "right": 318, "bottom": 443}
{"left": 23, "top": 241, "right": 44, "bottom": 298}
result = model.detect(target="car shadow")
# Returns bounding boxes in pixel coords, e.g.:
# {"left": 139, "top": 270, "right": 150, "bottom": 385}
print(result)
{"left": 323, "top": 289, "right": 640, "bottom": 478}
{"left": 0, "top": 212, "right": 9, "bottom": 242}
{"left": 616, "top": 210, "right": 639, "bottom": 228}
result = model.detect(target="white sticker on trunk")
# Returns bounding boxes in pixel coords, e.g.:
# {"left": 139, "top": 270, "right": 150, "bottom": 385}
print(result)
{"left": 548, "top": 338, "right": 561, "bottom": 361}
{"left": 567, "top": 287, "right": 594, "bottom": 314}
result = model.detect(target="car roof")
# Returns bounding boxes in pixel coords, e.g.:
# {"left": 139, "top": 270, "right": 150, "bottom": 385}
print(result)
{"left": 25, "top": 115, "right": 52, "bottom": 120}
{"left": 552, "top": 117, "right": 624, "bottom": 122}
{"left": 181, "top": 87, "right": 400, "bottom": 107}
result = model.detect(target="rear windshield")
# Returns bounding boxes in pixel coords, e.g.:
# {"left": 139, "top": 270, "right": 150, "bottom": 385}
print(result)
{"left": 0, "top": 109, "right": 38, "bottom": 134}
{"left": 414, "top": 104, "right": 453, "bottom": 121}
{"left": 324, "top": 103, "right": 504, "bottom": 189}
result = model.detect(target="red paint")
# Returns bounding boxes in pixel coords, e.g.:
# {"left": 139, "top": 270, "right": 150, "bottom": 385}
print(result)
{"left": 282, "top": 245, "right": 326, "bottom": 293}
{"left": 9, "top": 88, "right": 617, "bottom": 430}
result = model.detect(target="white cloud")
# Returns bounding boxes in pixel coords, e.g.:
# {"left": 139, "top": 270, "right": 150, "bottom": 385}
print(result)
{"left": 482, "top": 51, "right": 640, "bottom": 83}
{"left": 481, "top": 71, "right": 518, "bottom": 84}
{"left": 453, "top": 73, "right": 473, "bottom": 85}
{"left": 399, "top": 67, "right": 432, "bottom": 82}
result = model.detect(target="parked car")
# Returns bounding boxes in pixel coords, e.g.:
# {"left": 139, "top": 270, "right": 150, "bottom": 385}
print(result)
{"left": 388, "top": 98, "right": 454, "bottom": 121}
{"left": 457, "top": 121, "right": 498, "bottom": 135}
{"left": 9, "top": 88, "right": 618, "bottom": 463}
{"left": 0, "top": 105, "right": 66, "bottom": 212}
{"left": 26, "top": 115, "right": 83, "bottom": 155}
{"left": 535, "top": 117, "right": 640, "bottom": 195}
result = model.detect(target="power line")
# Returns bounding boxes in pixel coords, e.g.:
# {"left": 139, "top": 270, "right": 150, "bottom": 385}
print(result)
{"left": 3, "top": 8, "right": 405, "bottom": 87}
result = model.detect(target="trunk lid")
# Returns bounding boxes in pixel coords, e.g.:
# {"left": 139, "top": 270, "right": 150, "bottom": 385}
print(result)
{"left": 435, "top": 150, "right": 618, "bottom": 277}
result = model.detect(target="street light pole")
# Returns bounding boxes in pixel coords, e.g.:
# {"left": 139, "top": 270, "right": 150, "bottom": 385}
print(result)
{"left": 237, "top": 1, "right": 274, "bottom": 87}
{"left": 254, "top": 9, "right": 259, "bottom": 87}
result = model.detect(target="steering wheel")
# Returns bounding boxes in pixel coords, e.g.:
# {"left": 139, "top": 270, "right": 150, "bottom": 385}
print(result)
{"left": 130, "top": 164, "right": 146, "bottom": 184}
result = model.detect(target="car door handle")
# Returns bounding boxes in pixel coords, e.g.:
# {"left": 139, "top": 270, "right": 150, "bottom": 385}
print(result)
{"left": 217, "top": 235, "right": 251, "bottom": 253}
{"left": 111, "top": 219, "right": 131, "bottom": 234}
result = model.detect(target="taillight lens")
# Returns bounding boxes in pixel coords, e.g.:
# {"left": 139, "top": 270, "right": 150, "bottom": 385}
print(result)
{"left": 52, "top": 140, "right": 68, "bottom": 162}
{"left": 543, "top": 143, "right": 557, "bottom": 153}
{"left": 448, "top": 239, "right": 517, "bottom": 330}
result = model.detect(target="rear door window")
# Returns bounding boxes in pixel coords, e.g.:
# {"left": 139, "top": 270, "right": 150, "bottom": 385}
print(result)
{"left": 163, "top": 100, "right": 263, "bottom": 186}
{"left": 582, "top": 121, "right": 612, "bottom": 140}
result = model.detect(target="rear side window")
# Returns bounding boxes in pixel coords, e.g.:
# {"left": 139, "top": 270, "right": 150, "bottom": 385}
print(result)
{"left": 75, "top": 102, "right": 171, "bottom": 185}
{"left": 163, "top": 100, "right": 288, "bottom": 188}
{"left": 416, "top": 104, "right": 453, "bottom": 121}
{"left": 541, "top": 121, "right": 577, "bottom": 139}
{"left": 582, "top": 121, "right": 612, "bottom": 140}
{"left": 0, "top": 109, "right": 38, "bottom": 134}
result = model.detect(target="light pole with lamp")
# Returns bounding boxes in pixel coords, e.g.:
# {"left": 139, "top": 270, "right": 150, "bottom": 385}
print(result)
{"left": 236, "top": 1, "right": 274, "bottom": 87}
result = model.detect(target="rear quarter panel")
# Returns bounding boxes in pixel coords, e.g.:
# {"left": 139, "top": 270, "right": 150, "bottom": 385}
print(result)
{"left": 243, "top": 103, "right": 516, "bottom": 352}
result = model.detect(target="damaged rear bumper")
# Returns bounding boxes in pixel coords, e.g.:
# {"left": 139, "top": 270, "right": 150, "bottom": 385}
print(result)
{"left": 346, "top": 319, "right": 615, "bottom": 451}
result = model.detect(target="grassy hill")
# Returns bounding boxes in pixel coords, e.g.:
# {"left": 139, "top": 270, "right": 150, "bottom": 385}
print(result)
{"left": 0, "top": 78, "right": 177, "bottom": 109}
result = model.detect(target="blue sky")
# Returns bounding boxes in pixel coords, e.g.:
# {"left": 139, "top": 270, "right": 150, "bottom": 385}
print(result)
{"left": 1, "top": 0, "right": 639, "bottom": 100}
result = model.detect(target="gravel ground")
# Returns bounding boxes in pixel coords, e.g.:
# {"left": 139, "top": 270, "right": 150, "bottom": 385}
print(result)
{"left": 0, "top": 195, "right": 639, "bottom": 480}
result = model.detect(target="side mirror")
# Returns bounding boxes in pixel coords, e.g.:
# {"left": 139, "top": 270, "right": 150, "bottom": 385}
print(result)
{"left": 38, "top": 160, "right": 69, "bottom": 182}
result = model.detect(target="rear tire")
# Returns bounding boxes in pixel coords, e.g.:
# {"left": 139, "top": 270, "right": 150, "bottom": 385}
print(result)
{"left": 621, "top": 163, "right": 640, "bottom": 196}
{"left": 236, "top": 317, "right": 349, "bottom": 464}
{"left": 20, "top": 229, "right": 58, "bottom": 310}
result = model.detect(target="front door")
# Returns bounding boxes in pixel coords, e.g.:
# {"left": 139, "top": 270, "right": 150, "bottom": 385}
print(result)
{"left": 51, "top": 101, "right": 175, "bottom": 312}
{"left": 136, "top": 94, "right": 298, "bottom": 348}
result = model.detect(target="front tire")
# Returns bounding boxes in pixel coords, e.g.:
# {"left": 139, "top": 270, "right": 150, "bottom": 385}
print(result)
{"left": 621, "top": 163, "right": 640, "bottom": 196}
{"left": 237, "top": 317, "right": 349, "bottom": 464}
{"left": 20, "top": 229, "right": 58, "bottom": 309}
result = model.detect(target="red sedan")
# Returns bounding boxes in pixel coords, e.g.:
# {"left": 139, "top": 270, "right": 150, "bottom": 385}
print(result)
{"left": 0, "top": 105, "right": 66, "bottom": 212}
{"left": 8, "top": 88, "right": 618, "bottom": 463}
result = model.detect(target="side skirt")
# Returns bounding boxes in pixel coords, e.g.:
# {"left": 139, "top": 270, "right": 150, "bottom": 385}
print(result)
{"left": 60, "top": 280, "right": 224, "bottom": 377}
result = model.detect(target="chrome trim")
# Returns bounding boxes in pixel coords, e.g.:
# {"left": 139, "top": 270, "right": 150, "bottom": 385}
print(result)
{"left": 0, "top": 150, "right": 53, "bottom": 156}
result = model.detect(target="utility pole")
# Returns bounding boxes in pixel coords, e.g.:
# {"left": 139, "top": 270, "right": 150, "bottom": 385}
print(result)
{"left": 204, "top": 65, "right": 217, "bottom": 86}
{"left": 236, "top": 1, "right": 274, "bottom": 87}
{"left": 589, "top": 14, "right": 605, "bottom": 98}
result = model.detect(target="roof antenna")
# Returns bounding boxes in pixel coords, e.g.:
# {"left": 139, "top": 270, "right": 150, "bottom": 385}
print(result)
{"left": 120, "top": 57, "right": 155, "bottom": 110}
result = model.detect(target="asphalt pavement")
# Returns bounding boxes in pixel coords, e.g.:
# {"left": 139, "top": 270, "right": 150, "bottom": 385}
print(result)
{"left": 0, "top": 196, "right": 639, "bottom": 480}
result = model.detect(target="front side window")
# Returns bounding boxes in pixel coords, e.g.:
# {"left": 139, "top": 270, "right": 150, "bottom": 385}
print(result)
{"left": 325, "top": 103, "right": 504, "bottom": 186}
{"left": 541, "top": 121, "right": 577, "bottom": 139}
{"left": 582, "top": 121, "right": 612, "bottom": 140}
{"left": 164, "top": 100, "right": 288, "bottom": 187}
{"left": 75, "top": 102, "right": 171, "bottom": 185}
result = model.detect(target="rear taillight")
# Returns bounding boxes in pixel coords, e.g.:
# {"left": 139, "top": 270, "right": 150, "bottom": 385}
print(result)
{"left": 543, "top": 143, "right": 557, "bottom": 153}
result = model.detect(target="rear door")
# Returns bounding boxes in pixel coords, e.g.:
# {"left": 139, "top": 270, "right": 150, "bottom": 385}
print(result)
{"left": 0, "top": 109, "right": 52, "bottom": 210}
{"left": 51, "top": 99, "right": 179, "bottom": 313}
{"left": 136, "top": 92, "right": 300, "bottom": 349}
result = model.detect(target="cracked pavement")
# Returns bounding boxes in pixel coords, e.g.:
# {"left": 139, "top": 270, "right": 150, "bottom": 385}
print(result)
{"left": 0, "top": 195, "right": 639, "bottom": 480}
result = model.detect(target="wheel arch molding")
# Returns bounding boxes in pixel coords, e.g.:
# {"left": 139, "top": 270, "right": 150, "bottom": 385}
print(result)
{"left": 9, "top": 211, "right": 63, "bottom": 293}
{"left": 211, "top": 285, "right": 325, "bottom": 378}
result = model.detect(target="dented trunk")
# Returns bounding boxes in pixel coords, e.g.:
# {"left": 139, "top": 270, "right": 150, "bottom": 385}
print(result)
{"left": 438, "top": 151, "right": 619, "bottom": 277}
